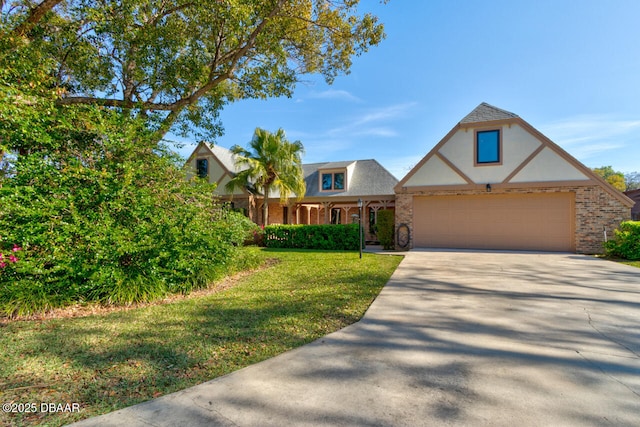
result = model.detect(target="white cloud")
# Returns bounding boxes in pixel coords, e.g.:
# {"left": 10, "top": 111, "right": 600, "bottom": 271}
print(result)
{"left": 381, "top": 154, "right": 425, "bottom": 180}
{"left": 539, "top": 115, "right": 640, "bottom": 161}
{"left": 352, "top": 127, "right": 398, "bottom": 137}
{"left": 327, "top": 102, "right": 418, "bottom": 138}
{"left": 308, "top": 89, "right": 362, "bottom": 103}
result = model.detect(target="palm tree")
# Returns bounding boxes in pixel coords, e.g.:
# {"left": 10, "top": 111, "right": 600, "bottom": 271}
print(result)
{"left": 225, "top": 128, "right": 306, "bottom": 226}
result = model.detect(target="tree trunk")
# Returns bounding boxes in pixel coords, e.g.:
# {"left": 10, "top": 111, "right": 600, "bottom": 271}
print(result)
{"left": 13, "top": 0, "right": 63, "bottom": 37}
{"left": 263, "top": 184, "right": 270, "bottom": 226}
{"left": 149, "top": 110, "right": 181, "bottom": 146}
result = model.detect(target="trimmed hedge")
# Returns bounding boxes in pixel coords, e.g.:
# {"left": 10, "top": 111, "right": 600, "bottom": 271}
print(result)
{"left": 264, "top": 224, "right": 362, "bottom": 250}
{"left": 377, "top": 210, "right": 395, "bottom": 250}
{"left": 604, "top": 221, "right": 640, "bottom": 260}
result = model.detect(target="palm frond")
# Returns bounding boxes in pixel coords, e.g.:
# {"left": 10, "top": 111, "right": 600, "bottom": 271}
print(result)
{"left": 229, "top": 127, "right": 306, "bottom": 224}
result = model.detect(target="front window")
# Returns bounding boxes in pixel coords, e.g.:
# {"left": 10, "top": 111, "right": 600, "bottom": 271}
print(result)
{"left": 476, "top": 130, "right": 501, "bottom": 164}
{"left": 321, "top": 172, "right": 345, "bottom": 191}
{"left": 196, "top": 158, "right": 209, "bottom": 178}
{"left": 322, "top": 173, "right": 333, "bottom": 190}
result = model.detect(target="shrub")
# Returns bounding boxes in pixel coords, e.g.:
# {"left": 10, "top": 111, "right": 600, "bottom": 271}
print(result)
{"left": 264, "top": 224, "right": 361, "bottom": 250}
{"left": 377, "top": 210, "right": 395, "bottom": 250}
{"left": 0, "top": 121, "right": 259, "bottom": 317}
{"left": 604, "top": 221, "right": 640, "bottom": 260}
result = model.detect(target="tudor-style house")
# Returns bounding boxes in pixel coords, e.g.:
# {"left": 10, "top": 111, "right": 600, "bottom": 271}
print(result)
{"left": 186, "top": 103, "right": 632, "bottom": 254}
{"left": 185, "top": 142, "right": 398, "bottom": 241}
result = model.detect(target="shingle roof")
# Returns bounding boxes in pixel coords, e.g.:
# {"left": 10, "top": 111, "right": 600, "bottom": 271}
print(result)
{"left": 206, "top": 143, "right": 243, "bottom": 172}
{"left": 460, "top": 102, "right": 519, "bottom": 124}
{"left": 303, "top": 159, "right": 398, "bottom": 198}
{"left": 197, "top": 143, "right": 398, "bottom": 199}
{"left": 318, "top": 160, "right": 357, "bottom": 169}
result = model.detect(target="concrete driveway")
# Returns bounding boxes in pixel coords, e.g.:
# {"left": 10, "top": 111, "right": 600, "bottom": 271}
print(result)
{"left": 71, "top": 250, "right": 640, "bottom": 427}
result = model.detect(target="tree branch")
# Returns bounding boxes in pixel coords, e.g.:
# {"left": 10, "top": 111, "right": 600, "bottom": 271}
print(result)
{"left": 14, "top": 0, "right": 63, "bottom": 36}
{"left": 150, "top": 109, "right": 181, "bottom": 144}
{"left": 148, "top": 1, "right": 196, "bottom": 27}
{"left": 57, "top": 0, "right": 287, "bottom": 143}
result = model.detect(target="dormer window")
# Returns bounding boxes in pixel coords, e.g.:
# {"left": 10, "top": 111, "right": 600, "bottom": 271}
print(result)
{"left": 321, "top": 172, "right": 345, "bottom": 191}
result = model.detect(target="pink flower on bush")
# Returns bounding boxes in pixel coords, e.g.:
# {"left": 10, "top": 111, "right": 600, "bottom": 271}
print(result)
{"left": 0, "top": 243, "right": 22, "bottom": 269}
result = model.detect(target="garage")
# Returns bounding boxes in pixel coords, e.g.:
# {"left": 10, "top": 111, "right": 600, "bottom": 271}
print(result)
{"left": 395, "top": 103, "right": 634, "bottom": 253}
{"left": 413, "top": 193, "right": 575, "bottom": 251}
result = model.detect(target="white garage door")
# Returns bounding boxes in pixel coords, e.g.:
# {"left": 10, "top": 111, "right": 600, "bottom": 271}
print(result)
{"left": 413, "top": 193, "right": 574, "bottom": 251}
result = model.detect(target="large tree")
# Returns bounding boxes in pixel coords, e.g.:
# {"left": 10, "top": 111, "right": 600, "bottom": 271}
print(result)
{"left": 592, "top": 166, "right": 626, "bottom": 192}
{"left": 624, "top": 171, "right": 640, "bottom": 191}
{"left": 226, "top": 127, "right": 305, "bottom": 225}
{"left": 2, "top": 0, "right": 386, "bottom": 144}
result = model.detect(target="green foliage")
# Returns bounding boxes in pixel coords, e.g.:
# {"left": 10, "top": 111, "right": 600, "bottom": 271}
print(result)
{"left": 377, "top": 210, "right": 395, "bottom": 250}
{"left": 0, "top": 31, "right": 59, "bottom": 175}
{"left": 604, "top": 221, "right": 640, "bottom": 260}
{"left": 264, "top": 224, "right": 361, "bottom": 250}
{"left": 593, "top": 166, "right": 626, "bottom": 192}
{"left": 2, "top": 1, "right": 386, "bottom": 144}
{"left": 0, "top": 117, "right": 259, "bottom": 317}
{"left": 0, "top": 0, "right": 385, "bottom": 317}
{"left": 226, "top": 128, "right": 306, "bottom": 225}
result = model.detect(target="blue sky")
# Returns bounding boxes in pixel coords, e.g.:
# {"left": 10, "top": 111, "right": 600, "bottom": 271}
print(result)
{"left": 172, "top": 0, "right": 640, "bottom": 180}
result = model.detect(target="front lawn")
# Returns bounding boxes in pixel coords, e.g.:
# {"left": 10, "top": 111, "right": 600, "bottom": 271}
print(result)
{"left": 620, "top": 260, "right": 640, "bottom": 268}
{"left": 0, "top": 248, "right": 402, "bottom": 427}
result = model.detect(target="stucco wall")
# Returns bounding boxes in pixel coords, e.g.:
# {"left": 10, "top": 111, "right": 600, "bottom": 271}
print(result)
{"left": 187, "top": 146, "right": 245, "bottom": 196}
{"left": 404, "top": 124, "right": 590, "bottom": 188}
{"left": 510, "top": 147, "right": 588, "bottom": 182}
{"left": 404, "top": 155, "right": 467, "bottom": 186}
{"left": 438, "top": 124, "right": 542, "bottom": 183}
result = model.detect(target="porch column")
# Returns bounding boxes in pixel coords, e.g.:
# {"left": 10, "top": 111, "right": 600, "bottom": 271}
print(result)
{"left": 322, "top": 202, "right": 332, "bottom": 224}
{"left": 343, "top": 206, "right": 351, "bottom": 224}
{"left": 370, "top": 204, "right": 382, "bottom": 237}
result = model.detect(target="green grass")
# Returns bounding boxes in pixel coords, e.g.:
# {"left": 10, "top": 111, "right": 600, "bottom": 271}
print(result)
{"left": 0, "top": 248, "right": 402, "bottom": 426}
{"left": 600, "top": 255, "right": 640, "bottom": 269}
{"left": 620, "top": 260, "right": 640, "bottom": 268}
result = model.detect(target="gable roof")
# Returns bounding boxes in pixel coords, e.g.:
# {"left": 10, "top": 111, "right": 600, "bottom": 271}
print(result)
{"left": 460, "top": 102, "right": 519, "bottom": 124}
{"left": 207, "top": 143, "right": 242, "bottom": 173}
{"left": 185, "top": 142, "right": 238, "bottom": 173}
{"left": 186, "top": 142, "right": 398, "bottom": 200}
{"left": 396, "top": 103, "right": 634, "bottom": 207}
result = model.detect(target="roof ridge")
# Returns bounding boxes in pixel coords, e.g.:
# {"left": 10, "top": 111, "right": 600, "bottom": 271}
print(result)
{"left": 460, "top": 102, "right": 519, "bottom": 124}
